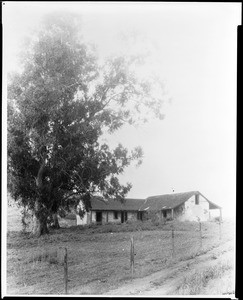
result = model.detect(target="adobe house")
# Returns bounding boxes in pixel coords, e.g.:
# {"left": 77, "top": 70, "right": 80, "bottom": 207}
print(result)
{"left": 76, "top": 196, "right": 145, "bottom": 225}
{"left": 75, "top": 191, "right": 222, "bottom": 225}
{"left": 139, "top": 191, "right": 222, "bottom": 222}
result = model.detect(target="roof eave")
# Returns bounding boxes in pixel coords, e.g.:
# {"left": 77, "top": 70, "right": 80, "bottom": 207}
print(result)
{"left": 198, "top": 192, "right": 222, "bottom": 209}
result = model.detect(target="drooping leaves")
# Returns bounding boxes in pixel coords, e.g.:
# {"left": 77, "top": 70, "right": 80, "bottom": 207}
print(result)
{"left": 7, "top": 12, "right": 165, "bottom": 226}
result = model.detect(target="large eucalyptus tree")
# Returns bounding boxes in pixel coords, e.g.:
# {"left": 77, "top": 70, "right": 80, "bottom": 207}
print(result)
{"left": 7, "top": 13, "right": 165, "bottom": 236}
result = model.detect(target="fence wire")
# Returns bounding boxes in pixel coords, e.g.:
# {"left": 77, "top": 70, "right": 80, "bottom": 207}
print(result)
{"left": 23, "top": 222, "right": 225, "bottom": 294}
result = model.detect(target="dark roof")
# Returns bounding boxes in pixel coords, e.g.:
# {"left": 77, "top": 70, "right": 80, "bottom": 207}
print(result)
{"left": 73, "top": 191, "right": 221, "bottom": 211}
{"left": 90, "top": 197, "right": 145, "bottom": 211}
{"left": 139, "top": 191, "right": 221, "bottom": 211}
{"left": 140, "top": 191, "right": 197, "bottom": 211}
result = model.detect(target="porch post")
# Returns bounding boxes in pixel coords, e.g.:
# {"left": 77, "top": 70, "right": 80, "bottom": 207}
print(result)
{"left": 90, "top": 210, "right": 92, "bottom": 224}
{"left": 171, "top": 208, "right": 174, "bottom": 220}
{"left": 106, "top": 211, "right": 109, "bottom": 223}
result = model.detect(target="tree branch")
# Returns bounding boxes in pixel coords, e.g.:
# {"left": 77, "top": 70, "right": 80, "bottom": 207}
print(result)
{"left": 36, "top": 160, "right": 45, "bottom": 188}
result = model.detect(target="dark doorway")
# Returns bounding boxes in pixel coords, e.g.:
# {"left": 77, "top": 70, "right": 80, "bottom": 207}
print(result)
{"left": 137, "top": 211, "right": 143, "bottom": 221}
{"left": 121, "top": 212, "right": 128, "bottom": 223}
{"left": 121, "top": 212, "right": 124, "bottom": 223}
{"left": 96, "top": 212, "right": 102, "bottom": 223}
{"left": 163, "top": 210, "right": 167, "bottom": 219}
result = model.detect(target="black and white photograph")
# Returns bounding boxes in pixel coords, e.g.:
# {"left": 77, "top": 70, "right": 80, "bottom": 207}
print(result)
{"left": 2, "top": 1, "right": 241, "bottom": 297}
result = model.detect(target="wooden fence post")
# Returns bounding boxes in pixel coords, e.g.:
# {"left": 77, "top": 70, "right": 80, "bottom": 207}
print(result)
{"left": 199, "top": 221, "right": 202, "bottom": 248}
{"left": 130, "top": 236, "right": 134, "bottom": 278}
{"left": 171, "top": 226, "right": 175, "bottom": 258}
{"left": 219, "top": 220, "right": 222, "bottom": 240}
{"left": 64, "top": 248, "right": 68, "bottom": 294}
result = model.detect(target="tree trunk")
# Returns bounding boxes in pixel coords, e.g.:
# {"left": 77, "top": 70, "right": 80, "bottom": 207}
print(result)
{"left": 51, "top": 213, "right": 60, "bottom": 229}
{"left": 32, "top": 213, "right": 49, "bottom": 237}
{"left": 32, "top": 199, "right": 49, "bottom": 237}
{"left": 32, "top": 160, "right": 49, "bottom": 237}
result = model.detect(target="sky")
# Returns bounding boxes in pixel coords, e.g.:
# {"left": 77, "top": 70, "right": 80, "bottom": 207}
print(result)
{"left": 2, "top": 2, "right": 241, "bottom": 217}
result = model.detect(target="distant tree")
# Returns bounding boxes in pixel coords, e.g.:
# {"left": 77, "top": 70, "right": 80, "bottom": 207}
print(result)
{"left": 7, "top": 12, "right": 166, "bottom": 237}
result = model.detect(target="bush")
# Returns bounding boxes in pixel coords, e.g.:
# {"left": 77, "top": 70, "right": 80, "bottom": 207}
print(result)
{"left": 59, "top": 219, "right": 206, "bottom": 235}
{"left": 21, "top": 207, "right": 33, "bottom": 233}
{"left": 64, "top": 213, "right": 77, "bottom": 220}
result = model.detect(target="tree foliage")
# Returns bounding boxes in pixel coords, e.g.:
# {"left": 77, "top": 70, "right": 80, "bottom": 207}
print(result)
{"left": 7, "top": 12, "right": 166, "bottom": 235}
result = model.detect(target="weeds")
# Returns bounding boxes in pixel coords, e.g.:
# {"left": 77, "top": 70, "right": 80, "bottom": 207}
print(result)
{"left": 175, "top": 260, "right": 233, "bottom": 295}
{"left": 67, "top": 220, "right": 205, "bottom": 234}
{"left": 7, "top": 218, "right": 235, "bottom": 295}
{"left": 28, "top": 250, "right": 59, "bottom": 265}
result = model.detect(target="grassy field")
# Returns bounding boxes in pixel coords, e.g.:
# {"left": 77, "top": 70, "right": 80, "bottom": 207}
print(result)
{"left": 6, "top": 203, "right": 235, "bottom": 296}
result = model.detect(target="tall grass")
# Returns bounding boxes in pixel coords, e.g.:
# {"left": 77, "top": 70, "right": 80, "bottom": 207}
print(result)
{"left": 67, "top": 219, "right": 205, "bottom": 234}
{"left": 28, "top": 249, "right": 60, "bottom": 265}
{"left": 175, "top": 260, "right": 233, "bottom": 295}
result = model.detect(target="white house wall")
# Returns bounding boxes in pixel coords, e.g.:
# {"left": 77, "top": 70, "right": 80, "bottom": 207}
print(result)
{"left": 76, "top": 210, "right": 139, "bottom": 225}
{"left": 76, "top": 195, "right": 215, "bottom": 225}
{"left": 128, "top": 211, "right": 137, "bottom": 220}
{"left": 76, "top": 211, "right": 96, "bottom": 225}
{"left": 178, "top": 195, "right": 210, "bottom": 221}
{"left": 101, "top": 211, "right": 121, "bottom": 223}
{"left": 91, "top": 211, "right": 96, "bottom": 223}
{"left": 108, "top": 211, "right": 121, "bottom": 223}
{"left": 209, "top": 208, "right": 221, "bottom": 220}
{"left": 76, "top": 212, "right": 88, "bottom": 225}
{"left": 102, "top": 212, "right": 107, "bottom": 223}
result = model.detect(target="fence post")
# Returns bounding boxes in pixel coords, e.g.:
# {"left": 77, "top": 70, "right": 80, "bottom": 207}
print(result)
{"left": 171, "top": 226, "right": 175, "bottom": 258}
{"left": 64, "top": 248, "right": 68, "bottom": 294}
{"left": 219, "top": 220, "right": 222, "bottom": 240}
{"left": 199, "top": 221, "right": 202, "bottom": 248}
{"left": 130, "top": 236, "right": 134, "bottom": 278}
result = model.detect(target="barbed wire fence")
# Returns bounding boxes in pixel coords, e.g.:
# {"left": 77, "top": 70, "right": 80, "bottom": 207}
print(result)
{"left": 19, "top": 220, "right": 229, "bottom": 295}
{"left": 56, "top": 220, "right": 225, "bottom": 295}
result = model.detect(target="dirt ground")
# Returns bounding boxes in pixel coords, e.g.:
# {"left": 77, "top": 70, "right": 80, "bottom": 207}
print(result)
{"left": 6, "top": 203, "right": 235, "bottom": 296}
{"left": 105, "top": 239, "right": 235, "bottom": 296}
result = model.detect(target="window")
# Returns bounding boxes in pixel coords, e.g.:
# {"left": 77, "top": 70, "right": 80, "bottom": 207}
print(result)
{"left": 195, "top": 194, "right": 199, "bottom": 205}
{"left": 114, "top": 211, "right": 118, "bottom": 219}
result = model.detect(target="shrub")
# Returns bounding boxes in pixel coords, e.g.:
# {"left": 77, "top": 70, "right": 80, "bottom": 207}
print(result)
{"left": 21, "top": 207, "right": 33, "bottom": 233}
{"left": 214, "top": 216, "right": 221, "bottom": 222}
{"left": 64, "top": 213, "right": 77, "bottom": 220}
